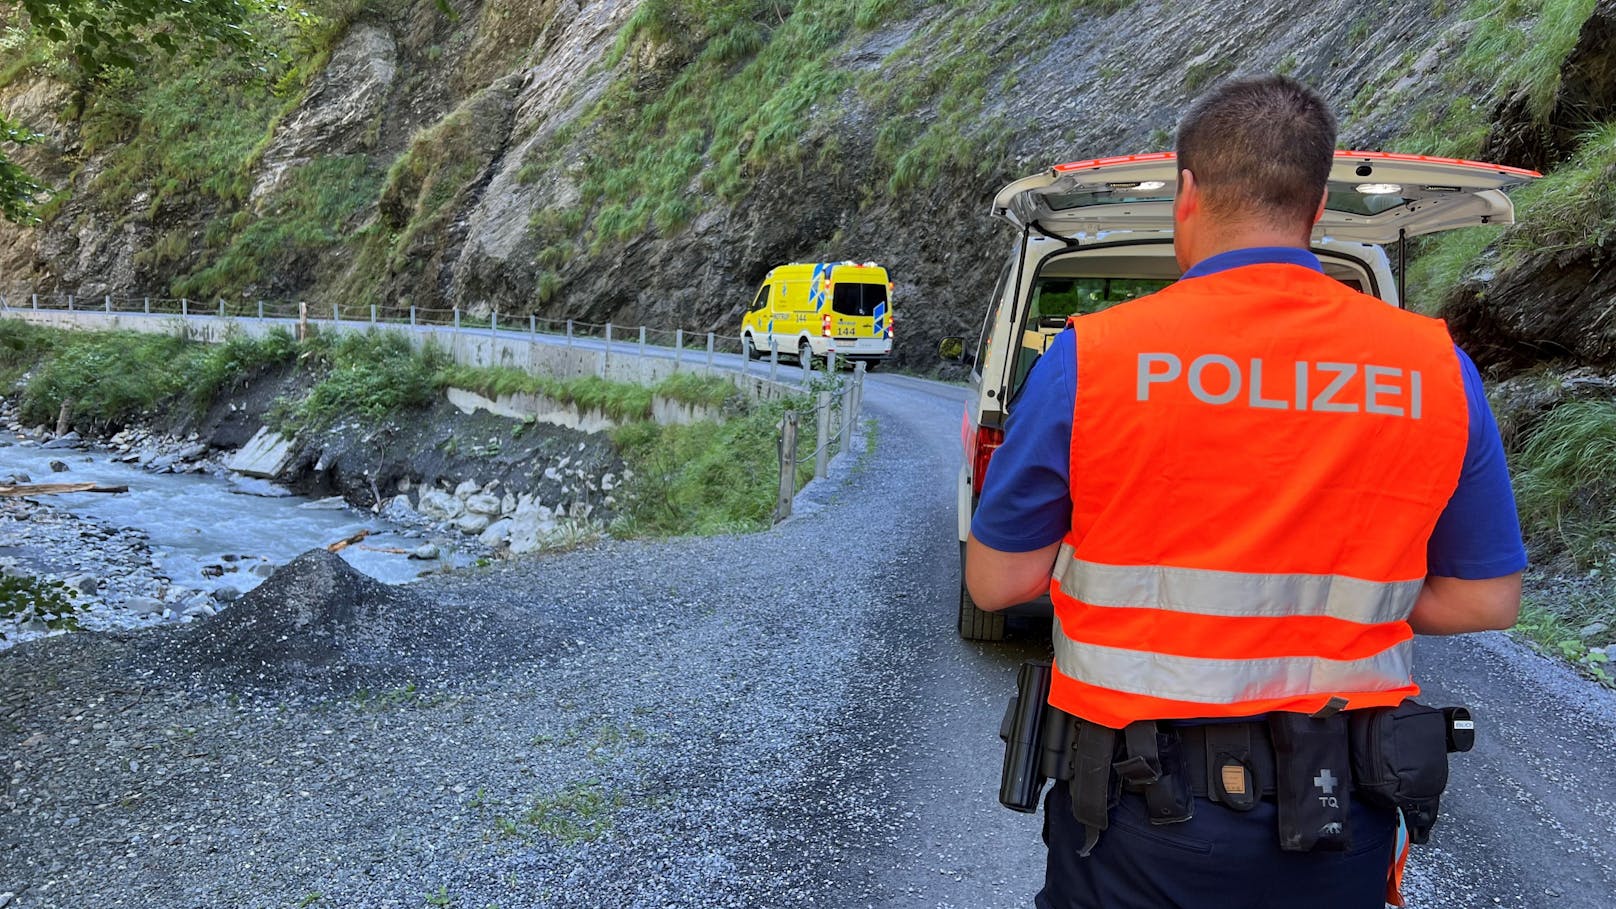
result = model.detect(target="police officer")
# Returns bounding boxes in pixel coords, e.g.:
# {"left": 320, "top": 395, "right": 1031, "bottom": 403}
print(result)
{"left": 966, "top": 76, "right": 1525, "bottom": 908}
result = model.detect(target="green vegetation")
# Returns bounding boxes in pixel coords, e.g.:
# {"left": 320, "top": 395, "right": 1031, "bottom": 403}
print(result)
{"left": 1375, "top": 2, "right": 1607, "bottom": 309}
{"left": 272, "top": 329, "right": 448, "bottom": 432}
{"left": 1514, "top": 400, "right": 1616, "bottom": 566}
{"left": 493, "top": 781, "right": 621, "bottom": 845}
{"left": 609, "top": 392, "right": 817, "bottom": 537}
{"left": 0, "top": 572, "right": 82, "bottom": 633}
{"left": 524, "top": 0, "right": 1129, "bottom": 252}
{"left": 173, "top": 155, "right": 384, "bottom": 301}
{"left": 1517, "top": 596, "right": 1613, "bottom": 687}
{"left": 1499, "top": 121, "right": 1616, "bottom": 259}
{"left": 0, "top": 320, "right": 298, "bottom": 428}
{"left": 1, "top": 0, "right": 263, "bottom": 222}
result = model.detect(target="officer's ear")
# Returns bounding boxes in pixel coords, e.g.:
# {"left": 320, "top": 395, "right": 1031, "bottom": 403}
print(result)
{"left": 1174, "top": 169, "right": 1199, "bottom": 222}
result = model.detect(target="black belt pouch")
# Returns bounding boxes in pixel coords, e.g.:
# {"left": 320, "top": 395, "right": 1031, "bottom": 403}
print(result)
{"left": 1348, "top": 700, "right": 1450, "bottom": 843}
{"left": 1267, "top": 712, "right": 1353, "bottom": 852}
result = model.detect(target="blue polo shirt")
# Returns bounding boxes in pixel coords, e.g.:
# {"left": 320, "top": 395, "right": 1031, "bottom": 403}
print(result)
{"left": 970, "top": 246, "right": 1527, "bottom": 580}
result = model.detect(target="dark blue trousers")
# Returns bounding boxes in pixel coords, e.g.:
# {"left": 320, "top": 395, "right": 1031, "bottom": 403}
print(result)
{"left": 1036, "top": 782, "right": 1397, "bottom": 909}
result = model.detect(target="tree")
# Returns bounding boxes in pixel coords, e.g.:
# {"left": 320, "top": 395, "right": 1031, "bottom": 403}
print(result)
{"left": 0, "top": 0, "right": 263, "bottom": 223}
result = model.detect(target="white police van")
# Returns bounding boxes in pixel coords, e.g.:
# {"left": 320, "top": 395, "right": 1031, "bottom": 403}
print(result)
{"left": 948, "top": 151, "right": 1538, "bottom": 641}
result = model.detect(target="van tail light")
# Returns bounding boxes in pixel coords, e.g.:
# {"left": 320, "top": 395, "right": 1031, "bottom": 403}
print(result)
{"left": 969, "top": 425, "right": 1005, "bottom": 496}
{"left": 887, "top": 312, "right": 895, "bottom": 337}
{"left": 822, "top": 314, "right": 832, "bottom": 337}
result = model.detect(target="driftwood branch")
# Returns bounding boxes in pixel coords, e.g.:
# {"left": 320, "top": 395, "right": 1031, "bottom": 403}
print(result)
{"left": 0, "top": 482, "right": 128, "bottom": 496}
{"left": 325, "top": 528, "right": 371, "bottom": 552}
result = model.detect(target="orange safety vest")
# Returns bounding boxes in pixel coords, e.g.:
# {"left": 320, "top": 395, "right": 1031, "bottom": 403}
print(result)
{"left": 1049, "top": 263, "right": 1470, "bottom": 729}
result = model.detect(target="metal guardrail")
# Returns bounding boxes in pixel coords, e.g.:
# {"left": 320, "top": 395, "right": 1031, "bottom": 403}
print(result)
{"left": 0, "top": 291, "right": 869, "bottom": 525}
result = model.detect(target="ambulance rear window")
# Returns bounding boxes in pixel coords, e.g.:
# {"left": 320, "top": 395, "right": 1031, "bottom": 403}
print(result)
{"left": 832, "top": 282, "right": 887, "bottom": 317}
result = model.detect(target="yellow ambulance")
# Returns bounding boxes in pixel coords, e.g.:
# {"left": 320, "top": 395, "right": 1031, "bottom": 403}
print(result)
{"left": 739, "top": 261, "right": 894, "bottom": 366}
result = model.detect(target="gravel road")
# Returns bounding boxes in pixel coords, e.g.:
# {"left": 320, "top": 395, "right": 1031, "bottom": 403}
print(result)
{"left": 2, "top": 369, "right": 1613, "bottom": 909}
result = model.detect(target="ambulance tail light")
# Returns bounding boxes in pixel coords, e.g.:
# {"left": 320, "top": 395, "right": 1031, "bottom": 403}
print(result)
{"left": 969, "top": 425, "right": 1004, "bottom": 496}
{"left": 822, "top": 313, "right": 832, "bottom": 337}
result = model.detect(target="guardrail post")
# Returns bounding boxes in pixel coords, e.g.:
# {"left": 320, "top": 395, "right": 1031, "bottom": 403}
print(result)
{"left": 827, "top": 349, "right": 837, "bottom": 374}
{"left": 454, "top": 307, "right": 461, "bottom": 331}
{"left": 815, "top": 391, "right": 831, "bottom": 478}
{"left": 32, "top": 294, "right": 38, "bottom": 310}
{"left": 0, "top": 294, "right": 7, "bottom": 310}
{"left": 853, "top": 362, "right": 866, "bottom": 441}
{"left": 769, "top": 337, "right": 779, "bottom": 383}
{"left": 706, "top": 332, "right": 715, "bottom": 372}
{"left": 409, "top": 306, "right": 417, "bottom": 326}
{"left": 839, "top": 384, "right": 853, "bottom": 458}
{"left": 605, "top": 322, "right": 613, "bottom": 349}
{"left": 298, "top": 301, "right": 308, "bottom": 341}
{"left": 67, "top": 294, "right": 74, "bottom": 312}
{"left": 181, "top": 298, "right": 188, "bottom": 317}
{"left": 638, "top": 325, "right": 647, "bottom": 362}
{"left": 370, "top": 304, "right": 378, "bottom": 323}
{"left": 143, "top": 297, "right": 150, "bottom": 314}
{"left": 218, "top": 299, "right": 225, "bottom": 318}
{"left": 674, "top": 329, "right": 683, "bottom": 368}
{"left": 566, "top": 319, "right": 574, "bottom": 346}
{"left": 604, "top": 322, "right": 613, "bottom": 376}
{"left": 529, "top": 314, "right": 536, "bottom": 337}
{"left": 491, "top": 309, "right": 498, "bottom": 334}
{"left": 104, "top": 295, "right": 111, "bottom": 313}
{"left": 775, "top": 410, "right": 799, "bottom": 523}
{"left": 331, "top": 303, "right": 339, "bottom": 322}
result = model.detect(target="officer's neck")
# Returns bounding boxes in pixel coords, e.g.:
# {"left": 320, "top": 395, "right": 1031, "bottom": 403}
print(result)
{"left": 1178, "top": 217, "right": 1313, "bottom": 272}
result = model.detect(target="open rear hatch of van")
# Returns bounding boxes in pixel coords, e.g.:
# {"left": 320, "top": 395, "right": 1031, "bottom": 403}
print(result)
{"left": 992, "top": 151, "right": 1539, "bottom": 244}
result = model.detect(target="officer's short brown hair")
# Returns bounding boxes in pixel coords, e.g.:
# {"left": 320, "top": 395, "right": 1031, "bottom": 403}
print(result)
{"left": 1175, "top": 75, "right": 1338, "bottom": 229}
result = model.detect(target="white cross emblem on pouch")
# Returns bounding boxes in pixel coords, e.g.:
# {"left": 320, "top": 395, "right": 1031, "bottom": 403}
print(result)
{"left": 1314, "top": 769, "right": 1338, "bottom": 793}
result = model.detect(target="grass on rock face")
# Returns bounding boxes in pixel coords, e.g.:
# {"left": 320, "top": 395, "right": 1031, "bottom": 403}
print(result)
{"left": 1513, "top": 400, "right": 1616, "bottom": 567}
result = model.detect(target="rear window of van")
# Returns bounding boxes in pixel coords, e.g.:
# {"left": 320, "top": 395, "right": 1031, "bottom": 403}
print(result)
{"left": 833, "top": 282, "right": 887, "bottom": 317}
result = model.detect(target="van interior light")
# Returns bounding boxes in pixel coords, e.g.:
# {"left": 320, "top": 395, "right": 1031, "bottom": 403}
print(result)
{"left": 1356, "top": 183, "right": 1402, "bottom": 195}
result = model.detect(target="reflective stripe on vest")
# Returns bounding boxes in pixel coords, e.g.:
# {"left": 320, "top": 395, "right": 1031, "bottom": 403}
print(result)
{"left": 1052, "top": 544, "right": 1423, "bottom": 626}
{"left": 1052, "top": 613, "right": 1415, "bottom": 705}
{"left": 1050, "top": 263, "right": 1470, "bottom": 728}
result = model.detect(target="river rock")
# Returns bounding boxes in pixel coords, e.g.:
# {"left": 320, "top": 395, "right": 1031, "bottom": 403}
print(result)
{"left": 249, "top": 562, "right": 277, "bottom": 578}
{"left": 464, "top": 493, "right": 502, "bottom": 516}
{"left": 416, "top": 488, "right": 464, "bottom": 520}
{"left": 479, "top": 518, "right": 513, "bottom": 546}
{"left": 507, "top": 511, "right": 557, "bottom": 555}
{"left": 64, "top": 575, "right": 98, "bottom": 596}
{"left": 42, "top": 432, "right": 80, "bottom": 449}
{"left": 408, "top": 543, "right": 440, "bottom": 561}
{"left": 1580, "top": 621, "right": 1610, "bottom": 639}
{"left": 48, "top": 459, "right": 68, "bottom": 472}
{"left": 228, "top": 427, "right": 297, "bottom": 480}
{"left": 453, "top": 479, "right": 481, "bottom": 499}
{"left": 125, "top": 597, "right": 164, "bottom": 615}
{"left": 381, "top": 495, "right": 422, "bottom": 525}
{"left": 454, "top": 512, "right": 492, "bottom": 535}
{"left": 213, "top": 586, "right": 242, "bottom": 603}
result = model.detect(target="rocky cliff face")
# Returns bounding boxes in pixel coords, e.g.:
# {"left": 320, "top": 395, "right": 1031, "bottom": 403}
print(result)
{"left": 0, "top": 0, "right": 1609, "bottom": 371}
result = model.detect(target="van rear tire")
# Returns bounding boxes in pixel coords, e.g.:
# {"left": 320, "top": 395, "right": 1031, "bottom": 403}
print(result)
{"left": 798, "top": 339, "right": 816, "bottom": 367}
{"left": 742, "top": 334, "right": 758, "bottom": 360}
{"left": 957, "top": 543, "right": 1005, "bottom": 642}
